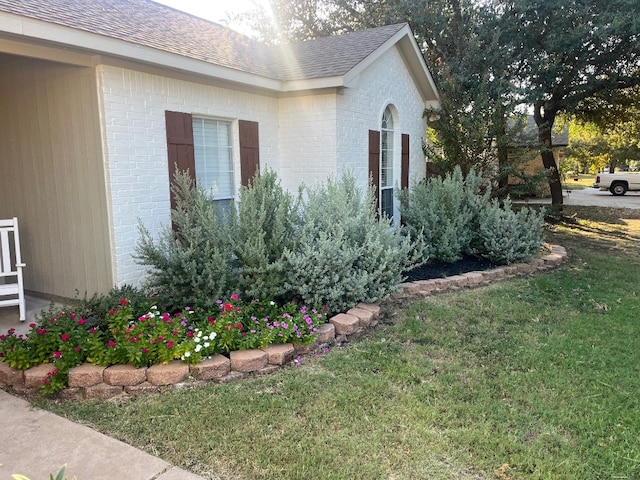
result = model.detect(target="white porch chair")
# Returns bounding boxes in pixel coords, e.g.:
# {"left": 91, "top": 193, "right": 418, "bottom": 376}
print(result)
{"left": 0, "top": 217, "right": 26, "bottom": 321}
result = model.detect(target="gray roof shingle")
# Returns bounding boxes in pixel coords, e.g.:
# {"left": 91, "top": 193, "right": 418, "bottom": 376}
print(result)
{"left": 0, "top": 0, "right": 409, "bottom": 82}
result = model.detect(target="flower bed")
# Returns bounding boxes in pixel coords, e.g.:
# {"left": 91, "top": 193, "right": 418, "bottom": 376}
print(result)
{"left": 0, "top": 245, "right": 567, "bottom": 400}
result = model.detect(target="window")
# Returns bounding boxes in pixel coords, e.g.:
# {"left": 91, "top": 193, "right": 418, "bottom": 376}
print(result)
{"left": 380, "top": 106, "right": 394, "bottom": 219}
{"left": 192, "top": 117, "right": 234, "bottom": 210}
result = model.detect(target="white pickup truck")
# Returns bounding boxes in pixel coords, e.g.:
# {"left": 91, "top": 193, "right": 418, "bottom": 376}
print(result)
{"left": 593, "top": 172, "right": 640, "bottom": 195}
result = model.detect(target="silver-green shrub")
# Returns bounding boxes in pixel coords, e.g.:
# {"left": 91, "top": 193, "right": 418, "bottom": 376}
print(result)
{"left": 136, "top": 170, "right": 238, "bottom": 309}
{"left": 229, "top": 169, "right": 301, "bottom": 301}
{"left": 399, "top": 166, "right": 488, "bottom": 263}
{"left": 285, "top": 172, "right": 420, "bottom": 313}
{"left": 477, "top": 197, "right": 545, "bottom": 265}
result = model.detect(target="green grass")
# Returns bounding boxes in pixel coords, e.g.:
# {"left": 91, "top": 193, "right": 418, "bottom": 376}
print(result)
{"left": 35, "top": 206, "right": 640, "bottom": 480}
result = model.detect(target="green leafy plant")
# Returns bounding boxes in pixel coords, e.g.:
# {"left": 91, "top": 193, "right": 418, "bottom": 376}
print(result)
{"left": 1, "top": 295, "right": 327, "bottom": 394}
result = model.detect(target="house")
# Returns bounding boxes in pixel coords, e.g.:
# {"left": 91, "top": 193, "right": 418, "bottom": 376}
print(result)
{"left": 0, "top": 0, "right": 440, "bottom": 300}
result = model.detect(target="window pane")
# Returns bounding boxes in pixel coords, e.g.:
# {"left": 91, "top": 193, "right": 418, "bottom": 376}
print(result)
{"left": 193, "top": 117, "right": 234, "bottom": 199}
{"left": 381, "top": 187, "right": 394, "bottom": 218}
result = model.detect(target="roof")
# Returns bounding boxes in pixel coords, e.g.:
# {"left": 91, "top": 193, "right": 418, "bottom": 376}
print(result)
{"left": 513, "top": 116, "right": 570, "bottom": 148}
{"left": 0, "top": 0, "right": 438, "bottom": 100}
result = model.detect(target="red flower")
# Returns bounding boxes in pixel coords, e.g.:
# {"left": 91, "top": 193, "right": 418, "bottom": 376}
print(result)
{"left": 108, "top": 309, "right": 115, "bottom": 315}
{"left": 74, "top": 346, "right": 82, "bottom": 352}
{"left": 120, "top": 298, "right": 127, "bottom": 306}
{"left": 37, "top": 329, "right": 48, "bottom": 335}
{"left": 69, "top": 313, "right": 76, "bottom": 320}
{"left": 236, "top": 323, "right": 243, "bottom": 330}
{"left": 28, "top": 323, "right": 36, "bottom": 329}
{"left": 223, "top": 303, "right": 233, "bottom": 312}
{"left": 89, "top": 327, "right": 97, "bottom": 334}
{"left": 52, "top": 351, "right": 62, "bottom": 358}
{"left": 106, "top": 340, "right": 116, "bottom": 348}
{"left": 60, "top": 333, "right": 70, "bottom": 341}
{"left": 77, "top": 318, "right": 86, "bottom": 325}
{"left": 172, "top": 330, "right": 178, "bottom": 336}
{"left": 166, "top": 341, "right": 174, "bottom": 349}
{"left": 142, "top": 347, "right": 149, "bottom": 354}
{"left": 187, "top": 331, "right": 194, "bottom": 337}
{"left": 208, "top": 317, "right": 215, "bottom": 325}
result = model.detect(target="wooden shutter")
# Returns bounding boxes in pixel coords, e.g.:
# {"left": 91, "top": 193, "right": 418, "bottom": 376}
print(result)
{"left": 239, "top": 120, "right": 260, "bottom": 186}
{"left": 401, "top": 134, "right": 410, "bottom": 190}
{"left": 165, "top": 111, "right": 195, "bottom": 212}
{"left": 368, "top": 130, "right": 381, "bottom": 212}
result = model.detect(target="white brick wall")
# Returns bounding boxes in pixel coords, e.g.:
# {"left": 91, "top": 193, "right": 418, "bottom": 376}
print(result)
{"left": 98, "top": 66, "right": 279, "bottom": 286}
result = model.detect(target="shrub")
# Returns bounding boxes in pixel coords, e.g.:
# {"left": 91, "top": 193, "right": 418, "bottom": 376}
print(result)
{"left": 400, "top": 166, "right": 488, "bottom": 263}
{"left": 285, "top": 172, "right": 420, "bottom": 313}
{"left": 477, "top": 197, "right": 545, "bottom": 265}
{"left": 135, "top": 170, "right": 238, "bottom": 310}
{"left": 229, "top": 169, "right": 301, "bottom": 301}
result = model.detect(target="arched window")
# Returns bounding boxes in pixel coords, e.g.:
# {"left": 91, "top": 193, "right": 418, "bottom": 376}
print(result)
{"left": 380, "top": 106, "right": 394, "bottom": 218}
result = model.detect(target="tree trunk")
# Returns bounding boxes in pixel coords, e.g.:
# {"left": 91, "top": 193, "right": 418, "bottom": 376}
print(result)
{"left": 533, "top": 105, "right": 563, "bottom": 212}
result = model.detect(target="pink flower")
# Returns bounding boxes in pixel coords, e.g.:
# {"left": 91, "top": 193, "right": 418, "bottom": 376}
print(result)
{"left": 77, "top": 318, "right": 86, "bottom": 325}
{"left": 106, "top": 340, "right": 116, "bottom": 348}
{"left": 142, "top": 347, "right": 149, "bottom": 354}
{"left": 52, "top": 351, "right": 62, "bottom": 358}
{"left": 120, "top": 298, "right": 127, "bottom": 306}
{"left": 74, "top": 346, "right": 82, "bottom": 352}
{"left": 231, "top": 293, "right": 239, "bottom": 301}
{"left": 60, "top": 333, "right": 70, "bottom": 341}
{"left": 37, "top": 329, "right": 48, "bottom": 335}
{"left": 166, "top": 341, "right": 174, "bottom": 349}
{"left": 28, "top": 323, "right": 36, "bottom": 329}
{"left": 69, "top": 313, "right": 76, "bottom": 320}
{"left": 89, "top": 327, "right": 97, "bottom": 334}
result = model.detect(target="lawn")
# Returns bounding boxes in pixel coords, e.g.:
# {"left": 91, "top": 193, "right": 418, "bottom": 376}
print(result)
{"left": 36, "top": 205, "right": 640, "bottom": 480}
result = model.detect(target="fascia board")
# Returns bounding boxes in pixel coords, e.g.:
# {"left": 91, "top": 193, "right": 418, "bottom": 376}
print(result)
{"left": 0, "top": 12, "right": 282, "bottom": 92}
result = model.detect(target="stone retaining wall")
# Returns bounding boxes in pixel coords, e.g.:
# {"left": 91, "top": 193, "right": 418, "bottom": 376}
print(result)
{"left": 0, "top": 245, "right": 567, "bottom": 400}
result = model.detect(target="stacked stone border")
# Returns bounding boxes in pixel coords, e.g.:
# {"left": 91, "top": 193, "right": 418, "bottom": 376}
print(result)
{"left": 0, "top": 244, "right": 567, "bottom": 401}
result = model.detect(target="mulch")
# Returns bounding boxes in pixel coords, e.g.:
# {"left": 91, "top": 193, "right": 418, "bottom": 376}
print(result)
{"left": 402, "top": 256, "right": 497, "bottom": 282}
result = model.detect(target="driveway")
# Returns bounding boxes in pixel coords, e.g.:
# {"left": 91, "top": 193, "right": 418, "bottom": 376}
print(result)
{"left": 519, "top": 187, "right": 640, "bottom": 209}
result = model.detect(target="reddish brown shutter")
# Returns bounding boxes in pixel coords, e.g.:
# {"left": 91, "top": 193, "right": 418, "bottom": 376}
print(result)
{"left": 239, "top": 120, "right": 260, "bottom": 186}
{"left": 368, "top": 130, "right": 381, "bottom": 212}
{"left": 401, "top": 134, "right": 410, "bottom": 190}
{"left": 165, "top": 111, "right": 195, "bottom": 212}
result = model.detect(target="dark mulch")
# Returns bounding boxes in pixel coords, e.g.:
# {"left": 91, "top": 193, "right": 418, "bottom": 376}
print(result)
{"left": 402, "top": 256, "right": 497, "bottom": 282}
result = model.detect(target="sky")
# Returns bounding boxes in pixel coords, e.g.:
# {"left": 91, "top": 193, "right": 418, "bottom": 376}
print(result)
{"left": 152, "top": 0, "right": 271, "bottom": 35}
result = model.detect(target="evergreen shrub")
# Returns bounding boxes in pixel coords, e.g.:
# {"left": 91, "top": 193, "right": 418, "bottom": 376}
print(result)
{"left": 229, "top": 169, "right": 301, "bottom": 301}
{"left": 285, "top": 172, "right": 420, "bottom": 313}
{"left": 135, "top": 170, "right": 238, "bottom": 310}
{"left": 477, "top": 197, "right": 545, "bottom": 265}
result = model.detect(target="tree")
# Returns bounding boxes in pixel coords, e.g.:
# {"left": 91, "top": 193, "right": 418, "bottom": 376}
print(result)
{"left": 494, "top": 0, "right": 640, "bottom": 210}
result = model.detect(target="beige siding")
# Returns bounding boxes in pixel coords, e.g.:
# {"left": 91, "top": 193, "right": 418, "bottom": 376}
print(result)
{"left": 0, "top": 54, "right": 112, "bottom": 298}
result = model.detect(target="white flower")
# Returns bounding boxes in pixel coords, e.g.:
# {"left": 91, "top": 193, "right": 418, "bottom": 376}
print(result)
{"left": 204, "top": 342, "right": 210, "bottom": 348}
{"left": 183, "top": 351, "right": 191, "bottom": 358}
{"left": 194, "top": 336, "right": 201, "bottom": 343}
{"left": 209, "top": 332, "right": 217, "bottom": 340}
{"left": 195, "top": 344, "right": 202, "bottom": 353}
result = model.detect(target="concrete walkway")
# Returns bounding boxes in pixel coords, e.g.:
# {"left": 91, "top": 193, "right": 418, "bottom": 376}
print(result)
{"left": 0, "top": 389, "right": 205, "bottom": 479}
